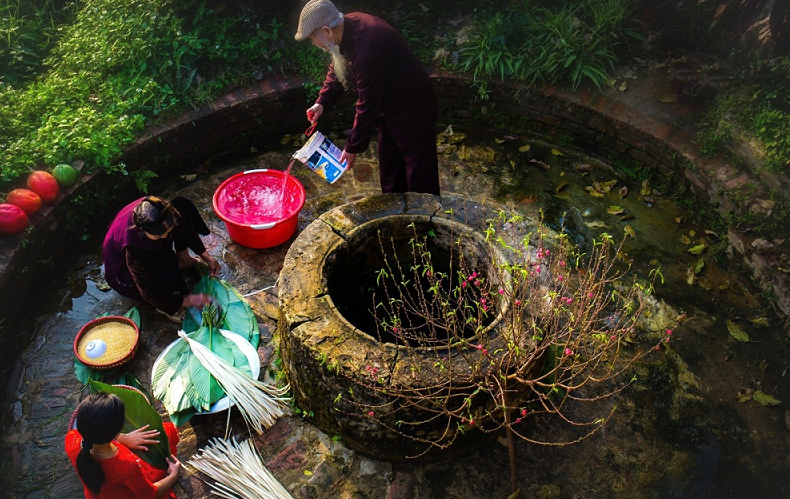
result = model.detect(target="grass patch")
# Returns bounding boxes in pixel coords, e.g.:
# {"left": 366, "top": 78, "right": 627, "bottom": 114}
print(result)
{"left": 0, "top": 0, "right": 326, "bottom": 191}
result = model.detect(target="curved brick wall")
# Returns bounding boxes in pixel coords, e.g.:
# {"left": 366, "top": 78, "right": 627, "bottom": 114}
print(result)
{"left": 1, "top": 70, "right": 786, "bottom": 395}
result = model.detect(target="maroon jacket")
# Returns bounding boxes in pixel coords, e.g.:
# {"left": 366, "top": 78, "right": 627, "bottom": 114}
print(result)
{"left": 315, "top": 12, "right": 437, "bottom": 155}
{"left": 102, "top": 198, "right": 206, "bottom": 314}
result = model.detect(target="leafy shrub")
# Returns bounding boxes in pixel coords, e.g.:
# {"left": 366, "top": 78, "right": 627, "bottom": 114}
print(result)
{"left": 749, "top": 105, "right": 790, "bottom": 173}
{"left": 698, "top": 54, "right": 790, "bottom": 174}
{"left": 746, "top": 56, "right": 790, "bottom": 173}
{"left": 459, "top": 0, "right": 642, "bottom": 97}
{"left": 0, "top": 0, "right": 308, "bottom": 191}
{"left": 0, "top": 0, "right": 74, "bottom": 87}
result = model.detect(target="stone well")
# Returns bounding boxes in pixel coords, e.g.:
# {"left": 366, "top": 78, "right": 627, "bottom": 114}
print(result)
{"left": 277, "top": 193, "right": 542, "bottom": 461}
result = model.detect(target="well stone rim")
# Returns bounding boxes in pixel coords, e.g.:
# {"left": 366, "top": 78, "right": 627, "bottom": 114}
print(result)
{"left": 278, "top": 193, "right": 535, "bottom": 461}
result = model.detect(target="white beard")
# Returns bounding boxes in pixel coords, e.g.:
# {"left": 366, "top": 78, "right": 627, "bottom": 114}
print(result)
{"left": 328, "top": 44, "right": 350, "bottom": 91}
{"left": 317, "top": 33, "right": 349, "bottom": 91}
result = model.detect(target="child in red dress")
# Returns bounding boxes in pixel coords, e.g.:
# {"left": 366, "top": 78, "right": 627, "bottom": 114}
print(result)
{"left": 65, "top": 393, "right": 181, "bottom": 498}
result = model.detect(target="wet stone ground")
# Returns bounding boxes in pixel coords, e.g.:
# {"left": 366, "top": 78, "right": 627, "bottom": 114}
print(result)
{"left": 2, "top": 128, "right": 790, "bottom": 499}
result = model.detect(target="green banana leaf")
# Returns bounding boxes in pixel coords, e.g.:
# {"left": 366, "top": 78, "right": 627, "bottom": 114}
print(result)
{"left": 114, "top": 374, "right": 154, "bottom": 413}
{"left": 152, "top": 339, "right": 192, "bottom": 414}
{"left": 73, "top": 358, "right": 114, "bottom": 385}
{"left": 151, "top": 326, "right": 250, "bottom": 422}
{"left": 188, "top": 354, "right": 221, "bottom": 410}
{"left": 123, "top": 306, "right": 141, "bottom": 328}
{"left": 183, "top": 276, "right": 260, "bottom": 348}
{"left": 89, "top": 380, "right": 170, "bottom": 470}
{"left": 169, "top": 408, "right": 196, "bottom": 427}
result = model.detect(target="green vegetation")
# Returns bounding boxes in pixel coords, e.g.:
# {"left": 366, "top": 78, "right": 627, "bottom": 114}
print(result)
{"left": 0, "top": 0, "right": 788, "bottom": 202}
{"left": 697, "top": 53, "right": 790, "bottom": 174}
{"left": 746, "top": 56, "right": 790, "bottom": 172}
{"left": 458, "top": 0, "right": 642, "bottom": 98}
{"left": 0, "top": 0, "right": 75, "bottom": 86}
{"left": 0, "top": 0, "right": 323, "bottom": 191}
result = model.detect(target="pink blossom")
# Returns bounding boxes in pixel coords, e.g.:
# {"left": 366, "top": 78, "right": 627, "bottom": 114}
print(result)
{"left": 564, "top": 348, "right": 573, "bottom": 356}
{"left": 514, "top": 418, "right": 522, "bottom": 424}
{"left": 498, "top": 289, "right": 505, "bottom": 295}
{"left": 588, "top": 292, "right": 593, "bottom": 298}
{"left": 515, "top": 300, "right": 521, "bottom": 306}
{"left": 545, "top": 249, "right": 549, "bottom": 255}
{"left": 566, "top": 297, "right": 573, "bottom": 304}
{"left": 557, "top": 275, "right": 563, "bottom": 281}
{"left": 521, "top": 408, "right": 527, "bottom": 416}
{"left": 559, "top": 261, "right": 565, "bottom": 267}
{"left": 476, "top": 344, "right": 484, "bottom": 350}
{"left": 535, "top": 265, "right": 541, "bottom": 273}
{"left": 367, "top": 411, "right": 375, "bottom": 416}
{"left": 461, "top": 281, "right": 467, "bottom": 288}
{"left": 666, "top": 329, "right": 673, "bottom": 336}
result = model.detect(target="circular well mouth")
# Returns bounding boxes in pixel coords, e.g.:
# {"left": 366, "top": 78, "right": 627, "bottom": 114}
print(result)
{"left": 324, "top": 215, "right": 506, "bottom": 348}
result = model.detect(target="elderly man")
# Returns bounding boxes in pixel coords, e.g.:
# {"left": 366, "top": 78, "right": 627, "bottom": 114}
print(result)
{"left": 295, "top": 0, "right": 440, "bottom": 195}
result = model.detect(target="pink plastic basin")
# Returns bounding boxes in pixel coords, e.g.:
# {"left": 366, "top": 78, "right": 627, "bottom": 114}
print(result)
{"left": 213, "top": 169, "right": 306, "bottom": 249}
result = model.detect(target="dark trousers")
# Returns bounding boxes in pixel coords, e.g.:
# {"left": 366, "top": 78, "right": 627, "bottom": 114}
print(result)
{"left": 110, "top": 248, "right": 186, "bottom": 302}
{"left": 376, "top": 113, "right": 440, "bottom": 195}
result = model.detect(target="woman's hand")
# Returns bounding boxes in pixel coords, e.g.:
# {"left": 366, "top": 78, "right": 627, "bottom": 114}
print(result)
{"left": 200, "top": 251, "right": 221, "bottom": 276}
{"left": 166, "top": 455, "right": 182, "bottom": 477}
{"left": 117, "top": 424, "right": 160, "bottom": 451}
{"left": 154, "top": 455, "right": 182, "bottom": 497}
{"left": 182, "top": 293, "right": 213, "bottom": 309}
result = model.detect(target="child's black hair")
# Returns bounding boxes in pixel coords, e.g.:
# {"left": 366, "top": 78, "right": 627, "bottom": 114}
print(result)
{"left": 75, "top": 393, "right": 125, "bottom": 494}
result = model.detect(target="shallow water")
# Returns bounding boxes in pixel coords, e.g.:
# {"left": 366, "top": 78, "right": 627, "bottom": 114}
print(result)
{"left": 437, "top": 128, "right": 790, "bottom": 498}
{"left": 1, "top": 126, "right": 788, "bottom": 499}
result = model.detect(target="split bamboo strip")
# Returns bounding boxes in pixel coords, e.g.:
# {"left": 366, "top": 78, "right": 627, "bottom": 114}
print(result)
{"left": 178, "top": 331, "right": 290, "bottom": 433}
{"left": 188, "top": 437, "right": 295, "bottom": 499}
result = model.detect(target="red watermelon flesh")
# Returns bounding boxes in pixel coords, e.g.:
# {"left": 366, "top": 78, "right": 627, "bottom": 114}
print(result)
{"left": 6, "top": 189, "right": 42, "bottom": 215}
{"left": 0, "top": 203, "right": 29, "bottom": 235}
{"left": 27, "top": 170, "right": 60, "bottom": 203}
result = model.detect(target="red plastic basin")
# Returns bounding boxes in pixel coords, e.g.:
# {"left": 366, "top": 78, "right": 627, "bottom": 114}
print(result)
{"left": 213, "top": 169, "right": 306, "bottom": 249}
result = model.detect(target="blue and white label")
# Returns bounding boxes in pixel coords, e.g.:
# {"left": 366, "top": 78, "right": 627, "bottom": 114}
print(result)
{"left": 293, "top": 131, "right": 348, "bottom": 184}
